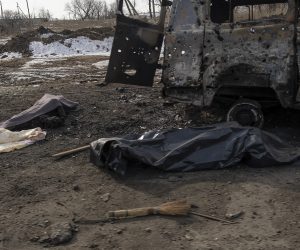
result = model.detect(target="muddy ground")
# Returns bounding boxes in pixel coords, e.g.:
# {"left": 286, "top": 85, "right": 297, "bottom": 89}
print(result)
{"left": 0, "top": 54, "right": 300, "bottom": 250}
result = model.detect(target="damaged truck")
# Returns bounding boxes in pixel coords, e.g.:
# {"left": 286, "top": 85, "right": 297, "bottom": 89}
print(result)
{"left": 106, "top": 0, "right": 299, "bottom": 127}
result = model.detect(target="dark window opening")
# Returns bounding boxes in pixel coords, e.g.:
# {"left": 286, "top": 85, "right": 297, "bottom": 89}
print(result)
{"left": 210, "top": 0, "right": 230, "bottom": 23}
{"left": 210, "top": 0, "right": 289, "bottom": 24}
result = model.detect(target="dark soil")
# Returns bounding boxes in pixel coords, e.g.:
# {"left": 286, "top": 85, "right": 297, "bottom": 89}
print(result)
{"left": 0, "top": 56, "right": 299, "bottom": 250}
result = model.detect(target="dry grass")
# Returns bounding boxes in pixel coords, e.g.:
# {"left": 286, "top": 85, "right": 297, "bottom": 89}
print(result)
{"left": 0, "top": 19, "right": 116, "bottom": 36}
{"left": 32, "top": 19, "right": 115, "bottom": 32}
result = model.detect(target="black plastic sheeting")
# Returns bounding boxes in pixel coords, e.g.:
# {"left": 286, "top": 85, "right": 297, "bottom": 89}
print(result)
{"left": 90, "top": 122, "right": 300, "bottom": 175}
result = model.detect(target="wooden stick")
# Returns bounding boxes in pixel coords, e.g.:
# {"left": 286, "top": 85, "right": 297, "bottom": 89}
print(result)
{"left": 52, "top": 145, "right": 90, "bottom": 158}
{"left": 190, "top": 212, "right": 237, "bottom": 224}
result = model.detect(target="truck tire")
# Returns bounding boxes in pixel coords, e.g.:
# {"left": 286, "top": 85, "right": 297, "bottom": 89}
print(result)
{"left": 226, "top": 99, "right": 264, "bottom": 128}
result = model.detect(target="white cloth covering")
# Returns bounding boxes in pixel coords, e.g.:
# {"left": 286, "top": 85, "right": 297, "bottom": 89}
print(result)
{"left": 0, "top": 127, "right": 46, "bottom": 153}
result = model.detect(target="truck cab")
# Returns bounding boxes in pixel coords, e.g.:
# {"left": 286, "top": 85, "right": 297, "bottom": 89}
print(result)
{"left": 106, "top": 0, "right": 299, "bottom": 127}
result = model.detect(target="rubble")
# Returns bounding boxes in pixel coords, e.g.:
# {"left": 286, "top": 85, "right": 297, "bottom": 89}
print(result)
{"left": 101, "top": 193, "right": 111, "bottom": 202}
{"left": 38, "top": 222, "right": 77, "bottom": 246}
{"left": 225, "top": 211, "right": 245, "bottom": 220}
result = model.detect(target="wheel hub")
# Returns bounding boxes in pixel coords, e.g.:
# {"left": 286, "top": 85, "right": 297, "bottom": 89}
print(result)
{"left": 227, "top": 99, "right": 264, "bottom": 128}
{"left": 236, "top": 110, "right": 256, "bottom": 126}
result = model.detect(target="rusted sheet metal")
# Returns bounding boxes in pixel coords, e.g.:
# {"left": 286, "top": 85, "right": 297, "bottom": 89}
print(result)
{"left": 107, "top": 0, "right": 298, "bottom": 110}
{"left": 105, "top": 1, "right": 167, "bottom": 86}
{"left": 162, "top": 0, "right": 297, "bottom": 108}
{"left": 162, "top": 0, "right": 205, "bottom": 105}
{"left": 202, "top": 22, "right": 295, "bottom": 107}
{"left": 105, "top": 14, "right": 164, "bottom": 86}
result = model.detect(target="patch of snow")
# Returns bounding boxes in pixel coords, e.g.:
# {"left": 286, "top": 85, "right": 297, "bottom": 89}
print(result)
{"left": 0, "top": 52, "right": 22, "bottom": 61}
{"left": 22, "top": 59, "right": 50, "bottom": 68}
{"left": 15, "top": 76, "right": 32, "bottom": 81}
{"left": 2, "top": 56, "right": 99, "bottom": 83}
{"left": 0, "top": 37, "right": 10, "bottom": 45}
{"left": 40, "top": 33, "right": 55, "bottom": 39}
{"left": 22, "top": 58, "right": 66, "bottom": 69}
{"left": 9, "top": 66, "right": 71, "bottom": 81}
{"left": 92, "top": 60, "right": 109, "bottom": 69}
{"left": 30, "top": 36, "right": 113, "bottom": 58}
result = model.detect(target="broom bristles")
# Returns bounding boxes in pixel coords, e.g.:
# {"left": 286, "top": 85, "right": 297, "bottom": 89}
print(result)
{"left": 157, "top": 200, "right": 191, "bottom": 216}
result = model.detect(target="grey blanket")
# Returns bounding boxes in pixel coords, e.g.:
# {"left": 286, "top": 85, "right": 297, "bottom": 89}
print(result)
{"left": 0, "top": 94, "right": 78, "bottom": 129}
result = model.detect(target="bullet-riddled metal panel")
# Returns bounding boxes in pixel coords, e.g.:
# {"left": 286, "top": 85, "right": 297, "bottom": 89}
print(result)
{"left": 162, "top": 0, "right": 205, "bottom": 105}
{"left": 105, "top": 14, "right": 165, "bottom": 86}
{"left": 202, "top": 2, "right": 296, "bottom": 107}
{"left": 163, "top": 0, "right": 297, "bottom": 109}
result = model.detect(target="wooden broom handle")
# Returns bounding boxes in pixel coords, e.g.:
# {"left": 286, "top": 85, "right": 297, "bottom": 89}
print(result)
{"left": 107, "top": 207, "right": 160, "bottom": 219}
{"left": 52, "top": 145, "right": 90, "bottom": 158}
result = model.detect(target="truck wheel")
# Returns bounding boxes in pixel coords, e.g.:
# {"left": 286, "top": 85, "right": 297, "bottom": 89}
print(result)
{"left": 226, "top": 99, "right": 264, "bottom": 128}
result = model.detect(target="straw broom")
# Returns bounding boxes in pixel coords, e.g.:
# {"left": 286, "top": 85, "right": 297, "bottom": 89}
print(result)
{"left": 75, "top": 200, "right": 236, "bottom": 224}
{"left": 107, "top": 200, "right": 191, "bottom": 219}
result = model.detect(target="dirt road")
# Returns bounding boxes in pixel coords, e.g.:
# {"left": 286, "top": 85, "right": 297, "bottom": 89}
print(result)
{"left": 0, "top": 56, "right": 299, "bottom": 250}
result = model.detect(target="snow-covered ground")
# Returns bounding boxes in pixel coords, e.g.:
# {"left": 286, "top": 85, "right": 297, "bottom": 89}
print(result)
{"left": 0, "top": 52, "right": 22, "bottom": 60}
{"left": 0, "top": 36, "right": 114, "bottom": 61}
{"left": 0, "top": 35, "right": 165, "bottom": 62}
{"left": 92, "top": 60, "right": 109, "bottom": 69}
{"left": 40, "top": 33, "right": 55, "bottom": 39}
{"left": 30, "top": 36, "right": 113, "bottom": 58}
{"left": 0, "top": 56, "right": 108, "bottom": 83}
{"left": 21, "top": 58, "right": 65, "bottom": 69}
{"left": 0, "top": 37, "right": 10, "bottom": 45}
{"left": 0, "top": 34, "right": 112, "bottom": 84}
{"left": 6, "top": 57, "right": 88, "bottom": 82}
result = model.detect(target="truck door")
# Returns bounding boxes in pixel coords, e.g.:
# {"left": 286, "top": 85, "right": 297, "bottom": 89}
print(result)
{"left": 105, "top": 0, "right": 168, "bottom": 86}
{"left": 162, "top": 0, "right": 206, "bottom": 106}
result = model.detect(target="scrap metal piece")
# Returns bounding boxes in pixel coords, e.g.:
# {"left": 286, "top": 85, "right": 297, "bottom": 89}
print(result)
{"left": 105, "top": 1, "right": 167, "bottom": 86}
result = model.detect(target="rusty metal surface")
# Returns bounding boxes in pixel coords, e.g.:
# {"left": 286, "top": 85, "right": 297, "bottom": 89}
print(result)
{"left": 162, "top": 0, "right": 205, "bottom": 105}
{"left": 203, "top": 21, "right": 295, "bottom": 107}
{"left": 107, "top": 0, "right": 298, "bottom": 110}
{"left": 105, "top": 0, "right": 166, "bottom": 86}
{"left": 105, "top": 15, "right": 164, "bottom": 86}
{"left": 162, "top": 0, "right": 298, "bottom": 108}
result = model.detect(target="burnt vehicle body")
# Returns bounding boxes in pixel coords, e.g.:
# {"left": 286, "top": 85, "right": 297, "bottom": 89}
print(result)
{"left": 106, "top": 0, "right": 299, "bottom": 127}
